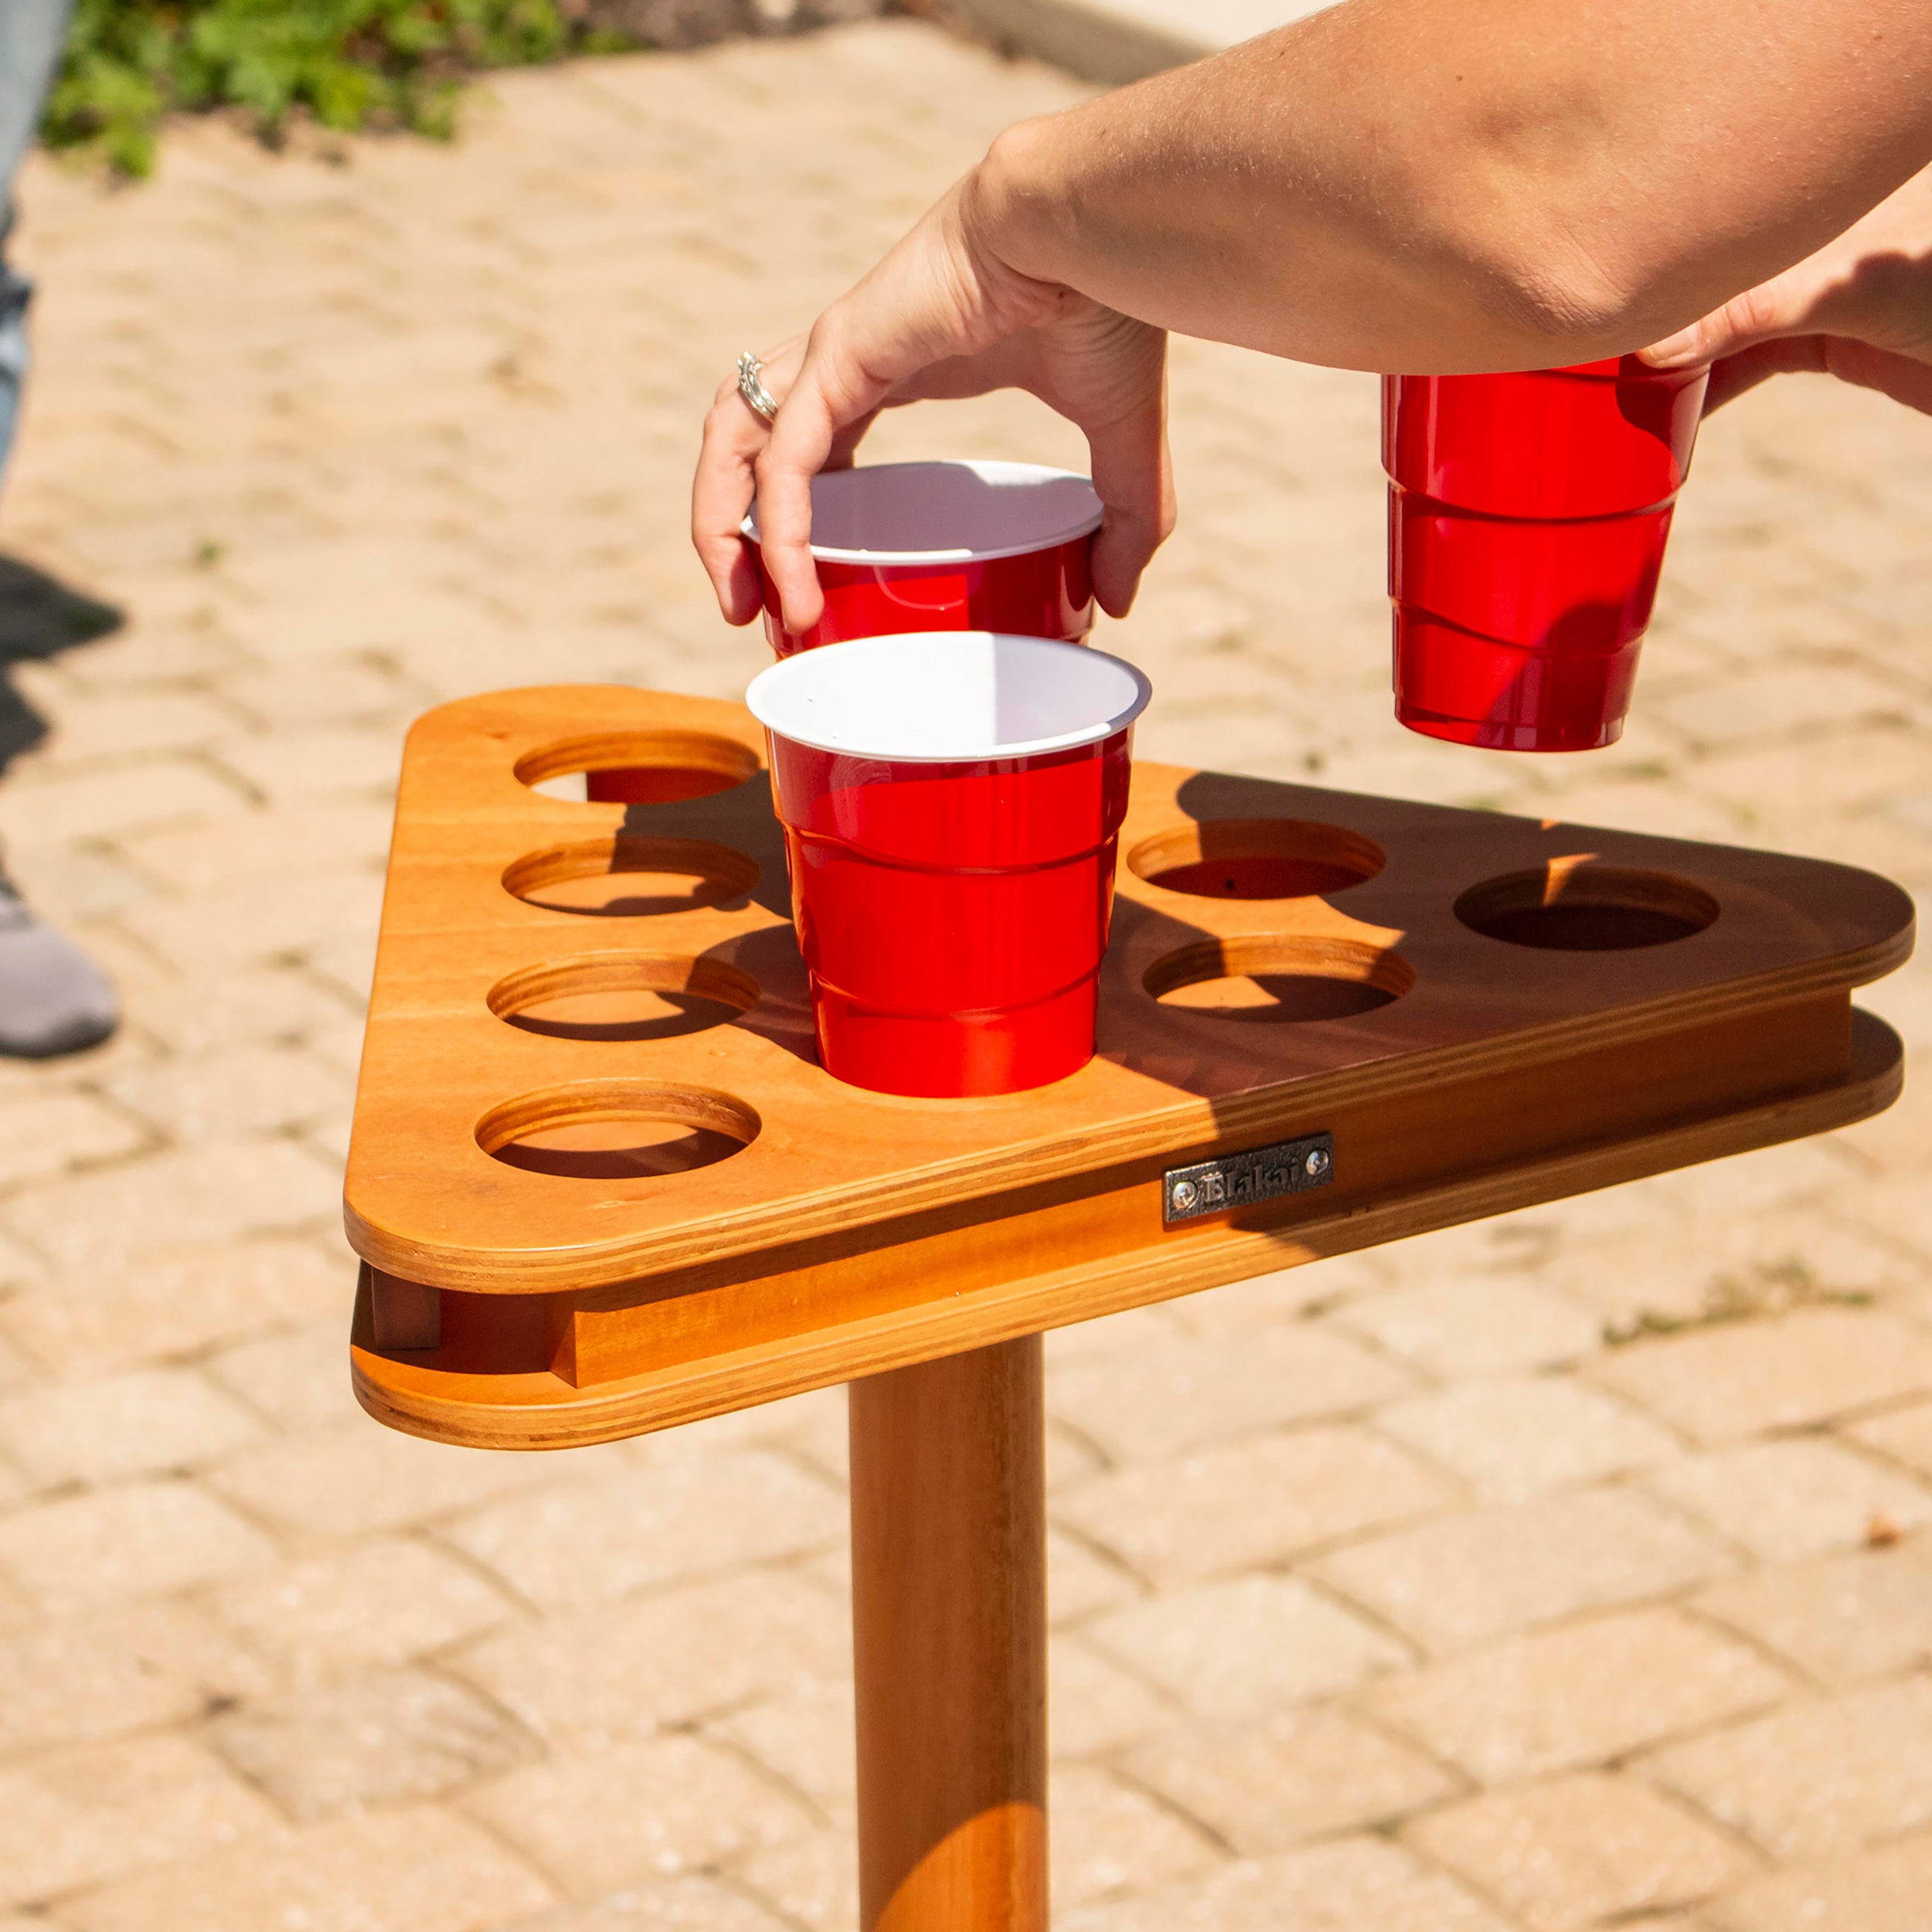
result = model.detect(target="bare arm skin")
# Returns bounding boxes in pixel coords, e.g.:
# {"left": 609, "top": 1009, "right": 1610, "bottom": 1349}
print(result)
{"left": 696, "top": 0, "right": 1932, "bottom": 631}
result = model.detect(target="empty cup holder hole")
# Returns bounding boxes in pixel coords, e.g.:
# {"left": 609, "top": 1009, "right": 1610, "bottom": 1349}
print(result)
{"left": 515, "top": 730, "right": 761, "bottom": 804}
{"left": 476, "top": 1083, "right": 759, "bottom": 1181}
{"left": 503, "top": 835, "right": 759, "bottom": 917}
{"left": 1145, "top": 934, "right": 1415, "bottom": 1022}
{"left": 1128, "top": 819, "right": 1385, "bottom": 900}
{"left": 1455, "top": 862, "right": 1719, "bottom": 951}
{"left": 488, "top": 954, "right": 757, "bottom": 1043}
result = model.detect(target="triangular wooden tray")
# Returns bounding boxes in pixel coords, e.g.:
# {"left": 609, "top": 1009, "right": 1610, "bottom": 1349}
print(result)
{"left": 346, "top": 686, "right": 1910, "bottom": 1447}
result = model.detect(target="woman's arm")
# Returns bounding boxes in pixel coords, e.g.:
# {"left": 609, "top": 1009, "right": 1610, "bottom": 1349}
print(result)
{"left": 698, "top": 0, "right": 1932, "bottom": 631}
{"left": 978, "top": 0, "right": 1932, "bottom": 372}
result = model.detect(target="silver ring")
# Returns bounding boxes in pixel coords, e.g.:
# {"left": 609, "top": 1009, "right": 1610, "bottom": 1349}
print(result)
{"left": 736, "top": 351, "right": 780, "bottom": 424}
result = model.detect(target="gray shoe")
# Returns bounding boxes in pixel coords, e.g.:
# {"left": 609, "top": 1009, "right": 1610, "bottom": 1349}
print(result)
{"left": 0, "top": 881, "right": 118, "bottom": 1057}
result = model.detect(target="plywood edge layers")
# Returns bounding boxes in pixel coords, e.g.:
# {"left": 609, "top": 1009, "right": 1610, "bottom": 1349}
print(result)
{"left": 351, "top": 1006, "right": 1901, "bottom": 1450}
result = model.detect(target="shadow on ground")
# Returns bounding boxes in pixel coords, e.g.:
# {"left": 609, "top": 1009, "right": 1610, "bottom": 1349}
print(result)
{"left": 0, "top": 551, "right": 122, "bottom": 774}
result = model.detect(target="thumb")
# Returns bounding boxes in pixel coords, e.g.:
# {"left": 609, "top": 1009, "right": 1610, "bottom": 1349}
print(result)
{"left": 1640, "top": 274, "right": 1811, "bottom": 370}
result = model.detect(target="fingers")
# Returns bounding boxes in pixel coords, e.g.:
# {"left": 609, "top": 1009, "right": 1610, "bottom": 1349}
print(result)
{"left": 692, "top": 374, "right": 769, "bottom": 625}
{"left": 1083, "top": 357, "right": 1175, "bottom": 620}
{"left": 1641, "top": 274, "right": 1805, "bottom": 371}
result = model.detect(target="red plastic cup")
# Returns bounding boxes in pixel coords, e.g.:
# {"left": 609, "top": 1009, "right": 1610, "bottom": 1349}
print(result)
{"left": 746, "top": 631, "right": 1152, "bottom": 1097}
{"left": 744, "top": 459, "right": 1103, "bottom": 656}
{"left": 1383, "top": 355, "right": 1709, "bottom": 750}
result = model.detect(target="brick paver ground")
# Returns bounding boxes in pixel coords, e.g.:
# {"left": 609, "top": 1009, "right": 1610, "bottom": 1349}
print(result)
{"left": 0, "top": 22, "right": 1927, "bottom": 1930}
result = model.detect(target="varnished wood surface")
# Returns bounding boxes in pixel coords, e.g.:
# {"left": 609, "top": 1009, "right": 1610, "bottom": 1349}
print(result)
{"left": 851, "top": 1339, "right": 1046, "bottom": 1932}
{"left": 344, "top": 685, "right": 1912, "bottom": 1449}
{"left": 352, "top": 1009, "right": 1903, "bottom": 1451}
{"left": 343, "top": 687, "right": 1913, "bottom": 1297}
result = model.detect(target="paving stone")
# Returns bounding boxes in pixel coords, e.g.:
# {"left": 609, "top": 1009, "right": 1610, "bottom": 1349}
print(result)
{"left": 1644, "top": 1676, "right": 1932, "bottom": 1859}
{"left": 121, "top": 798, "right": 396, "bottom": 893}
{"left": 0, "top": 1367, "right": 260, "bottom": 1486}
{"left": 1056, "top": 1832, "right": 1512, "bottom": 1931}
{"left": 1367, "top": 1606, "right": 1791, "bottom": 1784}
{"left": 1376, "top": 1376, "right": 1679, "bottom": 1502}
{"left": 0, "top": 758, "right": 246, "bottom": 845}
{"left": 1087, "top": 1575, "right": 1408, "bottom": 1718}
{"left": 1053, "top": 1423, "right": 1457, "bottom": 1583}
{"left": 213, "top": 1538, "right": 515, "bottom": 1680}
{"left": 124, "top": 963, "right": 363, "bottom": 1060}
{"left": 442, "top": 1452, "right": 846, "bottom": 1607}
{"left": 204, "top": 1318, "right": 359, "bottom": 1430}
{"left": 206, "top": 1417, "right": 607, "bottom": 1539}
{"left": 1308, "top": 1485, "right": 1732, "bottom": 1654}
{"left": 0, "top": 1733, "right": 278, "bottom": 1911}
{"left": 64, "top": 1805, "right": 553, "bottom": 1932}
{"left": 1847, "top": 1396, "right": 1932, "bottom": 1478}
{"left": 104, "top": 1042, "right": 352, "bottom": 1143}
{"left": 32, "top": 690, "right": 240, "bottom": 767}
{"left": 1588, "top": 1309, "right": 1932, "bottom": 1442}
{"left": 0, "top": 1617, "right": 209, "bottom": 1757}
{"left": 707, "top": 1673, "right": 855, "bottom": 1813}
{"left": 1406, "top": 1771, "right": 1753, "bottom": 1930}
{"left": 1705, "top": 1831, "right": 1932, "bottom": 1932}
{"left": 1048, "top": 1632, "right": 1177, "bottom": 1757}
{"left": 509, "top": 1875, "right": 796, "bottom": 1930}
{"left": 2, "top": 1138, "right": 338, "bottom": 1274}
{"left": 1123, "top": 1706, "right": 1459, "bottom": 1854}
{"left": 121, "top": 869, "right": 381, "bottom": 975}
{"left": 1642, "top": 1437, "right": 1932, "bottom": 1561}
{"left": 1048, "top": 1522, "right": 1140, "bottom": 1624}
{"left": 456, "top": 1570, "right": 849, "bottom": 1747}
{"left": 1051, "top": 1763, "right": 1216, "bottom": 1910}
{"left": 210, "top": 1665, "right": 540, "bottom": 1821}
{"left": 1046, "top": 1324, "right": 1416, "bottom": 1465}
{"left": 464, "top": 1733, "right": 814, "bottom": 1897}
{"left": 1694, "top": 1533, "right": 1932, "bottom": 1684}
{"left": 1333, "top": 1277, "right": 1601, "bottom": 1379}
{"left": 736, "top": 1830, "right": 859, "bottom": 1932}
{"left": 0, "top": 1238, "right": 347, "bottom": 1376}
{"left": 0, "top": 1092, "right": 148, "bottom": 1189}
{"left": 0, "top": 1478, "right": 277, "bottom": 1615}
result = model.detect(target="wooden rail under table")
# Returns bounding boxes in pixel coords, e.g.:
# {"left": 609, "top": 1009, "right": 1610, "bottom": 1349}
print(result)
{"left": 345, "top": 686, "right": 1913, "bottom": 1930}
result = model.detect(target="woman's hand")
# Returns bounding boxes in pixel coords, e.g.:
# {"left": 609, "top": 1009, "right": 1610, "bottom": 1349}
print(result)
{"left": 1642, "top": 165, "right": 1932, "bottom": 414}
{"left": 692, "top": 166, "right": 1172, "bottom": 635}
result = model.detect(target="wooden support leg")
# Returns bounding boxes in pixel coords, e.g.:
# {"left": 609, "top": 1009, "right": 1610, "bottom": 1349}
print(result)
{"left": 849, "top": 1335, "right": 1048, "bottom": 1931}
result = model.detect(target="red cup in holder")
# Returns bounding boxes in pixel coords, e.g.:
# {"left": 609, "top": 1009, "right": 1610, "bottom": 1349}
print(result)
{"left": 747, "top": 631, "right": 1151, "bottom": 1097}
{"left": 745, "top": 460, "right": 1103, "bottom": 657}
{"left": 1383, "top": 357, "right": 1709, "bottom": 750}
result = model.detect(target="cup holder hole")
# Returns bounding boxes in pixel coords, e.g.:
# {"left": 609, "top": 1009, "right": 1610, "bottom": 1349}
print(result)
{"left": 488, "top": 954, "right": 757, "bottom": 1043}
{"left": 1456, "top": 862, "right": 1718, "bottom": 951}
{"left": 1128, "top": 819, "right": 1385, "bottom": 900}
{"left": 476, "top": 1083, "right": 758, "bottom": 1182}
{"left": 516, "top": 730, "right": 760, "bottom": 805}
{"left": 503, "top": 836, "right": 759, "bottom": 917}
{"left": 1145, "top": 935, "right": 1414, "bottom": 1023}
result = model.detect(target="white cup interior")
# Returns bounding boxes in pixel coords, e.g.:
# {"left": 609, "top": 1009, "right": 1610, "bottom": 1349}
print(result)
{"left": 747, "top": 633, "right": 1152, "bottom": 763}
{"left": 743, "top": 460, "right": 1103, "bottom": 564}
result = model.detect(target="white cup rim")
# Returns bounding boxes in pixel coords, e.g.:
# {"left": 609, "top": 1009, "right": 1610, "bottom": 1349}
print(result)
{"left": 741, "top": 459, "right": 1104, "bottom": 566}
{"left": 747, "top": 631, "right": 1152, "bottom": 764}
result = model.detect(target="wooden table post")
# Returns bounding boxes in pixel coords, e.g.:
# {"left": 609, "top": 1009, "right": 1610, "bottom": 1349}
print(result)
{"left": 849, "top": 1335, "right": 1049, "bottom": 1931}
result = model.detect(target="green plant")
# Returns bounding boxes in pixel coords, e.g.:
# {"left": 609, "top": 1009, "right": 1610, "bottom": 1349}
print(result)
{"left": 43, "top": 0, "right": 620, "bottom": 177}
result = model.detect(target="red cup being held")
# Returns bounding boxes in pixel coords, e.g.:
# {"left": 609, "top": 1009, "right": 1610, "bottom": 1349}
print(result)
{"left": 746, "top": 631, "right": 1152, "bottom": 1097}
{"left": 1383, "top": 355, "right": 1709, "bottom": 751}
{"left": 745, "top": 459, "right": 1103, "bottom": 656}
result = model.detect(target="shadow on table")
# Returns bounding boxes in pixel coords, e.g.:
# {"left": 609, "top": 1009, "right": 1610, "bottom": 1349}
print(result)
{"left": 0, "top": 550, "right": 124, "bottom": 776}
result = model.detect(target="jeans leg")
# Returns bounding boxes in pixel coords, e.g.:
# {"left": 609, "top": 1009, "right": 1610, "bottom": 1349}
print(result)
{"left": 0, "top": 247, "right": 27, "bottom": 484}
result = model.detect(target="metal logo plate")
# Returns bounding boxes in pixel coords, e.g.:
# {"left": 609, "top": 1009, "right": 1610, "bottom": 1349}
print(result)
{"left": 1162, "top": 1132, "right": 1335, "bottom": 1225}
